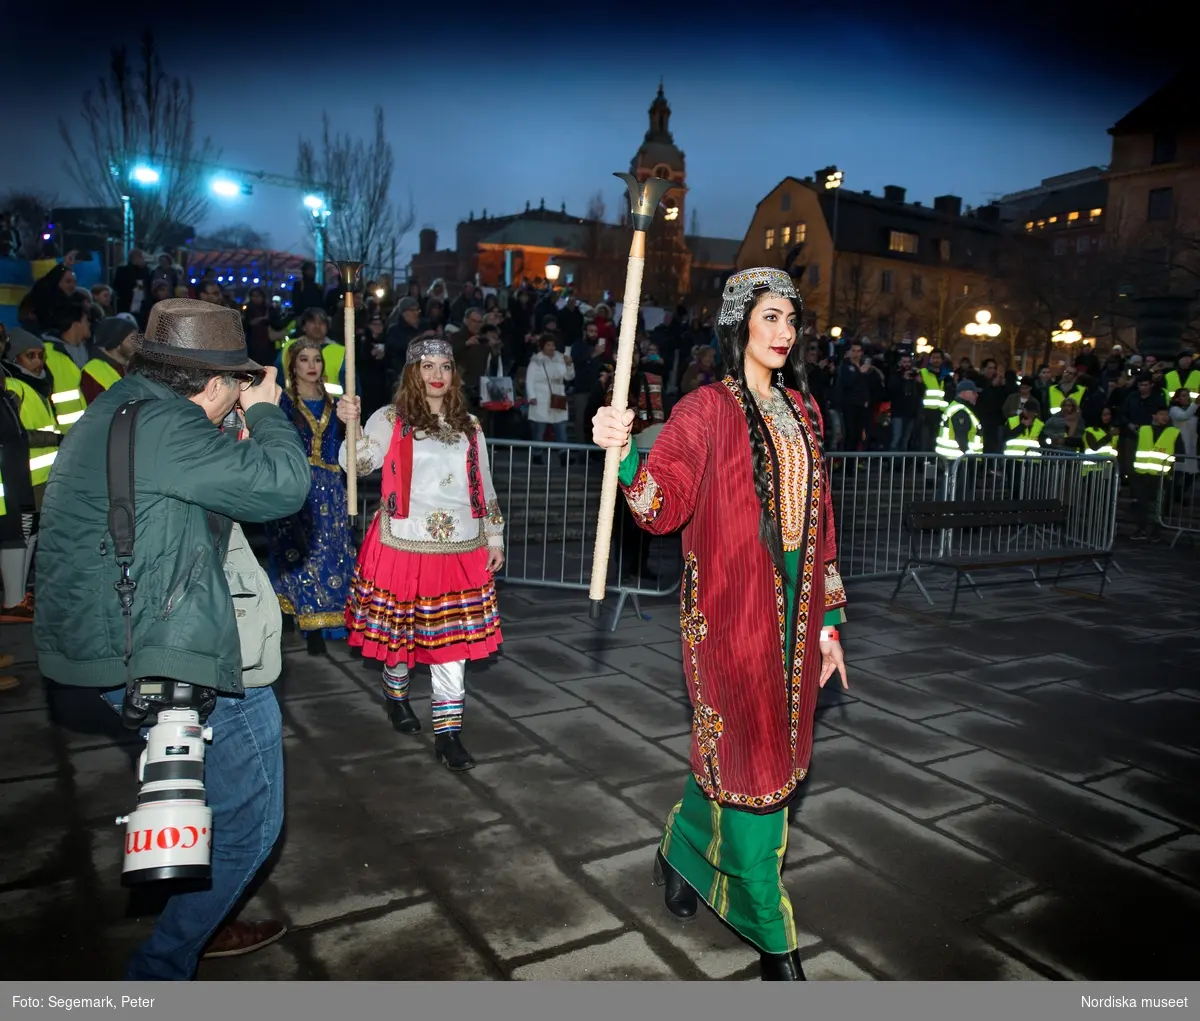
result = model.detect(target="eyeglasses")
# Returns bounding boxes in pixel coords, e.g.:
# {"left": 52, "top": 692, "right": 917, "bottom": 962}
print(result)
{"left": 233, "top": 372, "right": 265, "bottom": 391}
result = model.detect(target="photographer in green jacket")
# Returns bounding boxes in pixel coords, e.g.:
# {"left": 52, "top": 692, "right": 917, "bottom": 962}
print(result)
{"left": 33, "top": 298, "right": 311, "bottom": 980}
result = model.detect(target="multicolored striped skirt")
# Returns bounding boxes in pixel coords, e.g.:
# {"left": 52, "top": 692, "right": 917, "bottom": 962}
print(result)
{"left": 345, "top": 517, "right": 502, "bottom": 669}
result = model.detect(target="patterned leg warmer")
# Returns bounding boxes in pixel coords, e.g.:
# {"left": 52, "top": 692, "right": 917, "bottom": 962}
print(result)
{"left": 430, "top": 661, "right": 466, "bottom": 735}
{"left": 382, "top": 663, "right": 411, "bottom": 703}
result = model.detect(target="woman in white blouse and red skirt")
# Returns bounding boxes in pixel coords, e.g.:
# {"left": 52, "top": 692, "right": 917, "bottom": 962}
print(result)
{"left": 335, "top": 336, "right": 504, "bottom": 771}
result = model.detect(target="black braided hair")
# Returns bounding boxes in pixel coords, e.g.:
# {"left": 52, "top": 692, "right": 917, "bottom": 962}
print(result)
{"left": 736, "top": 368, "right": 788, "bottom": 582}
{"left": 717, "top": 287, "right": 823, "bottom": 586}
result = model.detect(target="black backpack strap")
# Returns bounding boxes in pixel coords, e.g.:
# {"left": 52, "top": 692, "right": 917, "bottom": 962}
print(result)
{"left": 106, "top": 399, "right": 152, "bottom": 677}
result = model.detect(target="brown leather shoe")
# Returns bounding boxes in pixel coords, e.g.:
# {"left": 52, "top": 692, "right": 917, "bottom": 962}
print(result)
{"left": 201, "top": 920, "right": 287, "bottom": 959}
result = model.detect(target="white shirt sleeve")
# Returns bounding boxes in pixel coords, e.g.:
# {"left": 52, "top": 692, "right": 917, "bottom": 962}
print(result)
{"left": 477, "top": 422, "right": 505, "bottom": 548}
{"left": 339, "top": 405, "right": 392, "bottom": 474}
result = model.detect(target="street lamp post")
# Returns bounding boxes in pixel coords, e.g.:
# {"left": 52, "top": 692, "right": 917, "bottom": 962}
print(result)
{"left": 823, "top": 167, "right": 843, "bottom": 333}
{"left": 118, "top": 164, "right": 162, "bottom": 262}
{"left": 962, "top": 309, "right": 1001, "bottom": 364}
{"left": 304, "top": 195, "right": 331, "bottom": 286}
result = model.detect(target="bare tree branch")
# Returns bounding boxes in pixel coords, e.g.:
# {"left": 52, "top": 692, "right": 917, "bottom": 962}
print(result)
{"left": 296, "top": 106, "right": 415, "bottom": 274}
{"left": 58, "top": 31, "right": 218, "bottom": 252}
{"left": 193, "top": 223, "right": 272, "bottom": 250}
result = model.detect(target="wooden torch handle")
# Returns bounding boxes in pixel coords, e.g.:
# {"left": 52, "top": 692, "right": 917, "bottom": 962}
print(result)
{"left": 343, "top": 289, "right": 358, "bottom": 518}
{"left": 587, "top": 231, "right": 646, "bottom": 606}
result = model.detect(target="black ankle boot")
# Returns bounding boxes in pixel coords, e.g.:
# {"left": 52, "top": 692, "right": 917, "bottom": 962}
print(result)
{"left": 389, "top": 700, "right": 421, "bottom": 735}
{"left": 651, "top": 849, "right": 697, "bottom": 921}
{"left": 306, "top": 631, "right": 326, "bottom": 656}
{"left": 759, "top": 949, "right": 806, "bottom": 980}
{"left": 434, "top": 732, "right": 475, "bottom": 771}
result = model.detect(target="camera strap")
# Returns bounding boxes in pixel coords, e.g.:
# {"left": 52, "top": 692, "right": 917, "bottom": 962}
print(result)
{"left": 106, "top": 399, "right": 153, "bottom": 686}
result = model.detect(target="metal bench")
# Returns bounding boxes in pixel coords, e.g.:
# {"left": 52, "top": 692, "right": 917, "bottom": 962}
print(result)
{"left": 890, "top": 498, "right": 1112, "bottom": 614}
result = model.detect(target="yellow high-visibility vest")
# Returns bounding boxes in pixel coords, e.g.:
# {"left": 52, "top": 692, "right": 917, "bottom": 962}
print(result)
{"left": 920, "top": 368, "right": 947, "bottom": 410}
{"left": 81, "top": 357, "right": 123, "bottom": 393}
{"left": 1133, "top": 424, "right": 1180, "bottom": 475}
{"left": 0, "top": 469, "right": 5, "bottom": 516}
{"left": 936, "top": 402, "right": 983, "bottom": 460}
{"left": 42, "top": 346, "right": 87, "bottom": 430}
{"left": 1047, "top": 383, "right": 1086, "bottom": 414}
{"left": 1004, "top": 415, "right": 1044, "bottom": 458}
{"left": 4, "top": 377, "right": 59, "bottom": 486}
{"left": 1082, "top": 426, "right": 1118, "bottom": 477}
{"left": 1163, "top": 368, "right": 1200, "bottom": 403}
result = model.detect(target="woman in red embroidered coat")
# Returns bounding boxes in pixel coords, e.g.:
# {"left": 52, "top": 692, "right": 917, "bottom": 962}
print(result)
{"left": 593, "top": 268, "right": 848, "bottom": 981}
{"left": 335, "top": 337, "right": 504, "bottom": 772}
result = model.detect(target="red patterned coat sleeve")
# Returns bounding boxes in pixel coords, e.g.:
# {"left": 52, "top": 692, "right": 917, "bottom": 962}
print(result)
{"left": 618, "top": 387, "right": 713, "bottom": 534}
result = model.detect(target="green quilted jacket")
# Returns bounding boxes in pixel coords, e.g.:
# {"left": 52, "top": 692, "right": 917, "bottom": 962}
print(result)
{"left": 33, "top": 372, "right": 311, "bottom": 694}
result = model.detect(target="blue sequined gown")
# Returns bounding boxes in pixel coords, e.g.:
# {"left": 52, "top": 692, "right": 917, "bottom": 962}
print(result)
{"left": 265, "top": 393, "right": 357, "bottom": 639}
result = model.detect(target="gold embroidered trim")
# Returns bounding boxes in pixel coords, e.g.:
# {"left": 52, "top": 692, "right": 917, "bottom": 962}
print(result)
{"left": 377, "top": 510, "right": 485, "bottom": 553}
{"left": 626, "top": 466, "right": 663, "bottom": 521}
{"left": 824, "top": 562, "right": 847, "bottom": 609}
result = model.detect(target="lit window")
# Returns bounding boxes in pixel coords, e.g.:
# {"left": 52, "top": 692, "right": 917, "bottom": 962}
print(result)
{"left": 1089, "top": 208, "right": 1103, "bottom": 220}
{"left": 1048, "top": 216, "right": 1058, "bottom": 224}
{"left": 781, "top": 225, "right": 792, "bottom": 246}
{"left": 888, "top": 231, "right": 918, "bottom": 254}
{"left": 1067, "top": 211, "right": 1080, "bottom": 221}
{"left": 1025, "top": 222, "right": 1034, "bottom": 231}
{"left": 1037, "top": 220, "right": 1046, "bottom": 228}
{"left": 939, "top": 239, "right": 951, "bottom": 260}
{"left": 795, "top": 222, "right": 807, "bottom": 243}
{"left": 962, "top": 283, "right": 970, "bottom": 296}
{"left": 764, "top": 227, "right": 776, "bottom": 250}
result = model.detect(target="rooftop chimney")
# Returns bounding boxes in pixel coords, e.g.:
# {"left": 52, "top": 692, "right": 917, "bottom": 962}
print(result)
{"left": 975, "top": 204, "right": 1001, "bottom": 224}
{"left": 883, "top": 185, "right": 906, "bottom": 203}
{"left": 933, "top": 195, "right": 963, "bottom": 216}
{"left": 419, "top": 228, "right": 437, "bottom": 255}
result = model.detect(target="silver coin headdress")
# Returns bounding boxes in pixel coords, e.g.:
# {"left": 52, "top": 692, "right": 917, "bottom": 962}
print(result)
{"left": 717, "top": 267, "right": 800, "bottom": 327}
{"left": 406, "top": 337, "right": 455, "bottom": 364}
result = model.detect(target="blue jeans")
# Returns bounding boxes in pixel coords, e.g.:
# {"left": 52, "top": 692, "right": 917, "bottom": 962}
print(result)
{"left": 890, "top": 416, "right": 916, "bottom": 451}
{"left": 530, "top": 420, "right": 568, "bottom": 444}
{"left": 101, "top": 685, "right": 284, "bottom": 980}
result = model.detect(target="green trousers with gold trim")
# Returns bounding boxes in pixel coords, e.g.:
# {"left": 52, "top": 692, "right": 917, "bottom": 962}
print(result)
{"left": 659, "top": 547, "right": 842, "bottom": 954}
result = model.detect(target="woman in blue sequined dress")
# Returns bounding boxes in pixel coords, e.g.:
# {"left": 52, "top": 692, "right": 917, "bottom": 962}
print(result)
{"left": 265, "top": 337, "right": 358, "bottom": 655}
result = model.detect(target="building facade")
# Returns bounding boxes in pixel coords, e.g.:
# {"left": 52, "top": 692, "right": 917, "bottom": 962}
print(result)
{"left": 407, "top": 85, "right": 736, "bottom": 309}
{"left": 1102, "top": 69, "right": 1200, "bottom": 356}
{"left": 736, "top": 174, "right": 1009, "bottom": 350}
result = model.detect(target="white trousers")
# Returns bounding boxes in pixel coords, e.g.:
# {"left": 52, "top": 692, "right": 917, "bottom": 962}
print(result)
{"left": 382, "top": 661, "right": 465, "bottom": 734}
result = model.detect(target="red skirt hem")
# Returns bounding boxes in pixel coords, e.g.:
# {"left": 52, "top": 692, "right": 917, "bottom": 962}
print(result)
{"left": 344, "top": 519, "right": 503, "bottom": 671}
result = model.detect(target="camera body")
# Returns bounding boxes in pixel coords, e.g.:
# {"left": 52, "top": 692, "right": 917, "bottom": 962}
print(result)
{"left": 115, "top": 679, "right": 215, "bottom": 886}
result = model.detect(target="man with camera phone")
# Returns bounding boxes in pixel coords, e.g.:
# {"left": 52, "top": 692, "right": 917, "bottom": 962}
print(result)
{"left": 33, "top": 298, "right": 311, "bottom": 980}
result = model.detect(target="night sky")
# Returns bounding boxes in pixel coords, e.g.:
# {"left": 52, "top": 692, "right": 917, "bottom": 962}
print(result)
{"left": 1, "top": 0, "right": 1183, "bottom": 269}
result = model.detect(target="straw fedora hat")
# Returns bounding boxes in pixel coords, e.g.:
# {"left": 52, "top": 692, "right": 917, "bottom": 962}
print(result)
{"left": 135, "top": 297, "right": 263, "bottom": 374}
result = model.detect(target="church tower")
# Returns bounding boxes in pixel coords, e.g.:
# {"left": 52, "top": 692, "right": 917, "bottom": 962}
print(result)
{"left": 630, "top": 82, "right": 692, "bottom": 306}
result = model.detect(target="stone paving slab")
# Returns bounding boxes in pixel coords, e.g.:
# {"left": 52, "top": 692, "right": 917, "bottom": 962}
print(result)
{"left": 795, "top": 788, "right": 1036, "bottom": 920}
{"left": 3, "top": 540, "right": 1199, "bottom": 981}
{"left": 928, "top": 750, "right": 1180, "bottom": 852}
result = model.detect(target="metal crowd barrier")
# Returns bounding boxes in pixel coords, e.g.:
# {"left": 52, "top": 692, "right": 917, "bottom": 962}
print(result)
{"left": 1157, "top": 454, "right": 1200, "bottom": 547}
{"left": 351, "top": 442, "right": 1121, "bottom": 631}
{"left": 826, "top": 450, "right": 1118, "bottom": 589}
